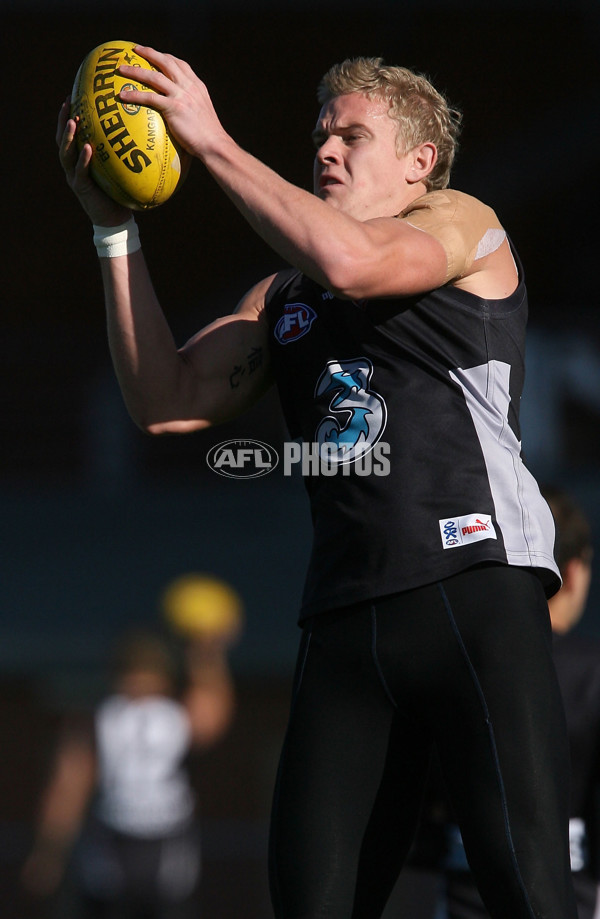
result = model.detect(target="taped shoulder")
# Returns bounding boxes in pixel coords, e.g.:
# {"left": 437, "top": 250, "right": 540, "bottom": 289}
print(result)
{"left": 399, "top": 189, "right": 505, "bottom": 283}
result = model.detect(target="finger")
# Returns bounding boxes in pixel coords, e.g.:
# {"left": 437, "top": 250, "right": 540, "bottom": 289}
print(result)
{"left": 133, "top": 44, "right": 177, "bottom": 71}
{"left": 58, "top": 119, "right": 77, "bottom": 165}
{"left": 132, "top": 45, "right": 190, "bottom": 81}
{"left": 58, "top": 114, "right": 79, "bottom": 164}
{"left": 133, "top": 43, "right": 159, "bottom": 57}
{"left": 118, "top": 64, "right": 172, "bottom": 96}
{"left": 118, "top": 83, "right": 171, "bottom": 114}
{"left": 74, "top": 143, "right": 93, "bottom": 178}
{"left": 55, "top": 96, "right": 72, "bottom": 146}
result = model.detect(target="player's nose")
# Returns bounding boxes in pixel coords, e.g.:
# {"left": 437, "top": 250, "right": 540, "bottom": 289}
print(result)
{"left": 316, "top": 135, "right": 343, "bottom": 164}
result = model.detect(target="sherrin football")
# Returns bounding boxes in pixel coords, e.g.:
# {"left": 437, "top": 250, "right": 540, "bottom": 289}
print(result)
{"left": 70, "top": 41, "right": 189, "bottom": 210}
{"left": 162, "top": 574, "right": 244, "bottom": 643}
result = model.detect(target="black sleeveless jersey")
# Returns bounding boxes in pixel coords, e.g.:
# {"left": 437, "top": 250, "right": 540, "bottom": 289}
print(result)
{"left": 264, "top": 256, "right": 560, "bottom": 620}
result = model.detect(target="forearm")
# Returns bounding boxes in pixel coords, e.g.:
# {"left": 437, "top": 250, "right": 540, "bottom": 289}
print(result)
{"left": 116, "top": 47, "right": 443, "bottom": 300}
{"left": 99, "top": 244, "right": 274, "bottom": 434}
{"left": 116, "top": 53, "right": 362, "bottom": 290}
{"left": 57, "top": 104, "right": 205, "bottom": 433}
{"left": 200, "top": 135, "right": 367, "bottom": 292}
{"left": 198, "top": 137, "right": 444, "bottom": 298}
{"left": 99, "top": 247, "right": 195, "bottom": 433}
{"left": 184, "top": 641, "right": 236, "bottom": 747}
{"left": 36, "top": 743, "right": 96, "bottom": 847}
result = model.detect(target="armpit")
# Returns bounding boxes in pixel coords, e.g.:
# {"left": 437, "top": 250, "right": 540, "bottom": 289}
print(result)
{"left": 400, "top": 189, "right": 506, "bottom": 282}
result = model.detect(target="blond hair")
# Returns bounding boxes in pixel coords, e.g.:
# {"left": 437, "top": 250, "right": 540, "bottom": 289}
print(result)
{"left": 317, "top": 57, "right": 462, "bottom": 191}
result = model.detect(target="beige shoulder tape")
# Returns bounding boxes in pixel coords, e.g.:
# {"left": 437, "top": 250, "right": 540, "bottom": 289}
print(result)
{"left": 399, "top": 189, "right": 505, "bottom": 282}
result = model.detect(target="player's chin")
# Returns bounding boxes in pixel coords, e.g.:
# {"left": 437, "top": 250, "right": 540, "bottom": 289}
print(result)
{"left": 316, "top": 188, "right": 346, "bottom": 210}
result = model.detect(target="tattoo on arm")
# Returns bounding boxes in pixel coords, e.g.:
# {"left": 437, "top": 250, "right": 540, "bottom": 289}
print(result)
{"left": 229, "top": 346, "right": 263, "bottom": 390}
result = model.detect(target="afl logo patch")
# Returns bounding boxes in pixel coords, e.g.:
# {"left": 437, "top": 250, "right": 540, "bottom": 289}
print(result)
{"left": 274, "top": 302, "right": 317, "bottom": 344}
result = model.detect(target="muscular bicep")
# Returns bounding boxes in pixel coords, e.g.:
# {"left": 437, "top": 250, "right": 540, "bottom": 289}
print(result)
{"left": 151, "top": 276, "right": 275, "bottom": 434}
{"left": 330, "top": 217, "right": 449, "bottom": 300}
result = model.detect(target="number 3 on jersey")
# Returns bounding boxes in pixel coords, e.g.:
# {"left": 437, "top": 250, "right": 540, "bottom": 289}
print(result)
{"left": 314, "top": 358, "right": 387, "bottom": 465}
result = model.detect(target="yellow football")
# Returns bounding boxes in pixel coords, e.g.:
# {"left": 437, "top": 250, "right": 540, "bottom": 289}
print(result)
{"left": 70, "top": 40, "right": 190, "bottom": 210}
{"left": 162, "top": 574, "right": 244, "bottom": 642}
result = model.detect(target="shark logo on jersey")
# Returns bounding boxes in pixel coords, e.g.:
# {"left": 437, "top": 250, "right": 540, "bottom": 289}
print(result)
{"left": 274, "top": 302, "right": 317, "bottom": 344}
{"left": 314, "top": 358, "right": 387, "bottom": 465}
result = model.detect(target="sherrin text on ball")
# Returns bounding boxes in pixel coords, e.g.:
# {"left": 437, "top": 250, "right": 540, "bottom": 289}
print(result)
{"left": 70, "top": 41, "right": 189, "bottom": 209}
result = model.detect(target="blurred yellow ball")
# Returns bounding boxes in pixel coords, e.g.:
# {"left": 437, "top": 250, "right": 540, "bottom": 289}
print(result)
{"left": 162, "top": 574, "right": 244, "bottom": 641}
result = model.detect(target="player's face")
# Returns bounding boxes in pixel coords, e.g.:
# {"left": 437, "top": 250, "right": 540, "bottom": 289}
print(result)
{"left": 312, "top": 93, "right": 418, "bottom": 220}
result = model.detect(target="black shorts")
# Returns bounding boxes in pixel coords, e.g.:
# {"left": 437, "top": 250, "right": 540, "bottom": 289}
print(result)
{"left": 269, "top": 564, "right": 578, "bottom": 919}
{"left": 73, "top": 815, "right": 201, "bottom": 919}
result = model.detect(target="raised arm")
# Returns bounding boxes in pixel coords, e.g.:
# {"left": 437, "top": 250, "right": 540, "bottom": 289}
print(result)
{"left": 116, "top": 48, "right": 449, "bottom": 301}
{"left": 57, "top": 100, "right": 273, "bottom": 435}
{"left": 20, "top": 721, "right": 96, "bottom": 898}
{"left": 101, "top": 255, "right": 274, "bottom": 434}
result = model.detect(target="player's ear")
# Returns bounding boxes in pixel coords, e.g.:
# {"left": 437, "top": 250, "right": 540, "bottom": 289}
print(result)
{"left": 408, "top": 142, "right": 437, "bottom": 184}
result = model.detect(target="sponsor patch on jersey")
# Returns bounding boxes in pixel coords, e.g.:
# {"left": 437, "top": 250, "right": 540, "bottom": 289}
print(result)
{"left": 439, "top": 514, "right": 497, "bottom": 550}
{"left": 274, "top": 302, "right": 317, "bottom": 344}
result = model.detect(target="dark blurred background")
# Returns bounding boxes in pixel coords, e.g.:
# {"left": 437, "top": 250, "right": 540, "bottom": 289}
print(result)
{"left": 2, "top": 1, "right": 600, "bottom": 916}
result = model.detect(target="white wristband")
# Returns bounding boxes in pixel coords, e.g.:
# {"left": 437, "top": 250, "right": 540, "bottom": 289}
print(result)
{"left": 93, "top": 217, "right": 141, "bottom": 258}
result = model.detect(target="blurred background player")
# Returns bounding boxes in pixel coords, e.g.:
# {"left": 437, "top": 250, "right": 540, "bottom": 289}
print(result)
{"left": 21, "top": 574, "right": 243, "bottom": 919}
{"left": 436, "top": 487, "right": 599, "bottom": 919}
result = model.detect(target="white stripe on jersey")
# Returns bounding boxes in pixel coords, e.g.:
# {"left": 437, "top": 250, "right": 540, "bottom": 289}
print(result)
{"left": 450, "top": 360, "right": 559, "bottom": 578}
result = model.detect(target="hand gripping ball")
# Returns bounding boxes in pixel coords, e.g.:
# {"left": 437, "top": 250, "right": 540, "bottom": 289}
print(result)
{"left": 70, "top": 40, "right": 190, "bottom": 209}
